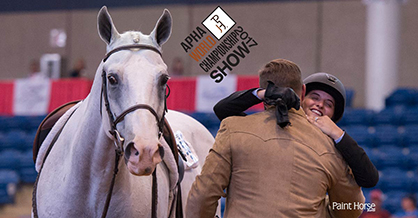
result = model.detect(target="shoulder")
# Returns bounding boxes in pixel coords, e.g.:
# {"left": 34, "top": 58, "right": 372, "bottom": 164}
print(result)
{"left": 220, "top": 110, "right": 276, "bottom": 135}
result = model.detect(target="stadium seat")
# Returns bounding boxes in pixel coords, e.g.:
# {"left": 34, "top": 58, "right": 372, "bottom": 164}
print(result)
{"left": 385, "top": 88, "right": 418, "bottom": 107}
{"left": 338, "top": 108, "right": 374, "bottom": 126}
{"left": 344, "top": 125, "right": 374, "bottom": 147}
{"left": 0, "top": 170, "right": 19, "bottom": 204}
{"left": 373, "top": 106, "right": 405, "bottom": 126}
{"left": 26, "top": 115, "right": 45, "bottom": 131}
{"left": 0, "top": 150, "right": 21, "bottom": 171}
{"left": 189, "top": 112, "right": 221, "bottom": 129}
{"left": 376, "top": 145, "right": 409, "bottom": 169}
{"left": 379, "top": 168, "right": 414, "bottom": 192}
{"left": 0, "top": 117, "right": 10, "bottom": 133}
{"left": 6, "top": 116, "right": 28, "bottom": 130}
{"left": 1, "top": 130, "right": 27, "bottom": 151}
{"left": 403, "top": 108, "right": 418, "bottom": 125}
{"left": 19, "top": 131, "right": 34, "bottom": 151}
{"left": 403, "top": 125, "right": 418, "bottom": 145}
{"left": 345, "top": 88, "right": 355, "bottom": 108}
{"left": 408, "top": 147, "right": 418, "bottom": 170}
{"left": 373, "top": 125, "right": 402, "bottom": 147}
{"left": 383, "top": 191, "right": 408, "bottom": 214}
{"left": 18, "top": 150, "right": 37, "bottom": 183}
{"left": 0, "top": 133, "right": 6, "bottom": 152}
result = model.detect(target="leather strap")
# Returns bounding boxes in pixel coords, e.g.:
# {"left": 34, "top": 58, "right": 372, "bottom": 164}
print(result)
{"left": 103, "top": 44, "right": 162, "bottom": 62}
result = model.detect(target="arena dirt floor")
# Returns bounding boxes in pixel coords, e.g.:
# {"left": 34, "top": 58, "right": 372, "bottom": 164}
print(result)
{"left": 0, "top": 184, "right": 32, "bottom": 218}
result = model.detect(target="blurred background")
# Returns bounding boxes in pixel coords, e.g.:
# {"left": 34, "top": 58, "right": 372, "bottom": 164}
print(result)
{"left": 0, "top": 0, "right": 417, "bottom": 217}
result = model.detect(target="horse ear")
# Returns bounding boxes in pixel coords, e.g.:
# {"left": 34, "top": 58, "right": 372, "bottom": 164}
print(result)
{"left": 151, "top": 9, "right": 172, "bottom": 47}
{"left": 97, "top": 6, "right": 120, "bottom": 45}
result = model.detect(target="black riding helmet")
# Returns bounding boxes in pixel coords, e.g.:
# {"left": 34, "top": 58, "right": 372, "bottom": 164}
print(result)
{"left": 303, "top": 72, "right": 346, "bottom": 123}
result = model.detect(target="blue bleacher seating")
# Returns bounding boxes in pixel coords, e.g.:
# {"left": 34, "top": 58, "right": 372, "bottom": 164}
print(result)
{"left": 1, "top": 130, "right": 27, "bottom": 151}
{"left": 0, "top": 115, "right": 44, "bottom": 133}
{"left": 408, "top": 147, "right": 418, "bottom": 170}
{"left": 18, "top": 150, "right": 37, "bottom": 183}
{"left": 385, "top": 88, "right": 418, "bottom": 107}
{"left": 345, "top": 88, "right": 355, "bottom": 108}
{"left": 338, "top": 108, "right": 374, "bottom": 126}
{"left": 379, "top": 168, "right": 414, "bottom": 192}
{"left": 373, "top": 106, "right": 406, "bottom": 126}
{"left": 403, "top": 125, "right": 418, "bottom": 145}
{"left": 190, "top": 112, "right": 221, "bottom": 128}
{"left": 26, "top": 115, "right": 45, "bottom": 131}
{"left": 404, "top": 108, "right": 418, "bottom": 125}
{"left": 344, "top": 125, "right": 374, "bottom": 147}
{"left": 0, "top": 170, "right": 19, "bottom": 204}
{"left": 0, "top": 116, "right": 14, "bottom": 133}
{"left": 373, "top": 125, "right": 402, "bottom": 147}
{"left": 17, "top": 131, "right": 36, "bottom": 151}
{"left": 383, "top": 191, "right": 408, "bottom": 214}
{"left": 376, "top": 145, "right": 409, "bottom": 169}
{"left": 0, "top": 150, "right": 20, "bottom": 171}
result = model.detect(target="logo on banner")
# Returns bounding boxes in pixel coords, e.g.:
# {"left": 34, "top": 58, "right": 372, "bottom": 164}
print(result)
{"left": 180, "top": 6, "right": 258, "bottom": 83}
{"left": 202, "top": 7, "right": 235, "bottom": 40}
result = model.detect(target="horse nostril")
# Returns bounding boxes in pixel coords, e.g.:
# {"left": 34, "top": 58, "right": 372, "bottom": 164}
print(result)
{"left": 158, "top": 144, "right": 164, "bottom": 159}
{"left": 124, "top": 142, "right": 140, "bottom": 161}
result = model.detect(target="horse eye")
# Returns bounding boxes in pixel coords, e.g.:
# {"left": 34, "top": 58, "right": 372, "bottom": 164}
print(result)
{"left": 107, "top": 75, "right": 118, "bottom": 85}
{"left": 160, "top": 75, "right": 169, "bottom": 86}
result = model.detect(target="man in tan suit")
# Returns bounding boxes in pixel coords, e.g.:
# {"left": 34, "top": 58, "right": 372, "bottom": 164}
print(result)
{"left": 186, "top": 59, "right": 365, "bottom": 218}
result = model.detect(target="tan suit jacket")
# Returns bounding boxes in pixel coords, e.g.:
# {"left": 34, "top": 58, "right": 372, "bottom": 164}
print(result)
{"left": 186, "top": 108, "right": 364, "bottom": 218}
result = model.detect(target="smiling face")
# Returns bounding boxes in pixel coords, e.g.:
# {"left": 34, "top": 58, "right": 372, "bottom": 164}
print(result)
{"left": 302, "top": 90, "right": 335, "bottom": 119}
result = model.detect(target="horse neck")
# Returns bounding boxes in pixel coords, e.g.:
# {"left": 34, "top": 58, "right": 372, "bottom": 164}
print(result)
{"left": 69, "top": 64, "right": 123, "bottom": 174}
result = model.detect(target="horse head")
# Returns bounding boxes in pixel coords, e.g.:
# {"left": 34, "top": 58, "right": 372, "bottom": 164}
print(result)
{"left": 97, "top": 6, "right": 172, "bottom": 176}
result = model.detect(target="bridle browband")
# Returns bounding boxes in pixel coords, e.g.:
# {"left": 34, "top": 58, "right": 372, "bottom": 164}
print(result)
{"left": 100, "top": 44, "right": 168, "bottom": 218}
{"left": 103, "top": 44, "right": 162, "bottom": 62}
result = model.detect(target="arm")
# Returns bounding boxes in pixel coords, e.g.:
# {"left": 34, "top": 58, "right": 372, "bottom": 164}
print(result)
{"left": 213, "top": 88, "right": 262, "bottom": 121}
{"left": 307, "top": 115, "right": 379, "bottom": 188}
{"left": 327, "top": 167, "right": 365, "bottom": 218}
{"left": 335, "top": 133, "right": 379, "bottom": 188}
{"left": 186, "top": 121, "right": 232, "bottom": 218}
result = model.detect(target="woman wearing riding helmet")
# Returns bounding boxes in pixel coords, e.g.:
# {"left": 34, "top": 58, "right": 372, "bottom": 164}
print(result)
{"left": 213, "top": 72, "right": 378, "bottom": 188}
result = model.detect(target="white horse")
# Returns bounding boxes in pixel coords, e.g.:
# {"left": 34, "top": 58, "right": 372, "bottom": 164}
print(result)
{"left": 34, "top": 6, "right": 215, "bottom": 218}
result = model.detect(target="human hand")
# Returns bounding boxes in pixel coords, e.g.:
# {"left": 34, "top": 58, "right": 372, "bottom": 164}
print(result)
{"left": 257, "top": 89, "right": 266, "bottom": 100}
{"left": 307, "top": 114, "right": 344, "bottom": 140}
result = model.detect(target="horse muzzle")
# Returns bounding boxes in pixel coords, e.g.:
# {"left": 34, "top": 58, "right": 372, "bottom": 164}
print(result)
{"left": 124, "top": 141, "right": 164, "bottom": 176}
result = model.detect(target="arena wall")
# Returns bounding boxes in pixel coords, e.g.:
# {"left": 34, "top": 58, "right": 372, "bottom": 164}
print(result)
{"left": 0, "top": 0, "right": 417, "bottom": 108}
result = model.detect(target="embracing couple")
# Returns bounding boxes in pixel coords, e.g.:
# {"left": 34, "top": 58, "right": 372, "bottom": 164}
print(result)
{"left": 186, "top": 58, "right": 378, "bottom": 218}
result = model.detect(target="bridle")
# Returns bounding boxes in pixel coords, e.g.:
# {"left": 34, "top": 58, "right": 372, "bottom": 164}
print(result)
{"left": 100, "top": 44, "right": 169, "bottom": 218}
{"left": 101, "top": 44, "right": 169, "bottom": 151}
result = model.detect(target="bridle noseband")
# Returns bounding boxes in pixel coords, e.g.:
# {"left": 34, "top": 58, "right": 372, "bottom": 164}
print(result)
{"left": 101, "top": 44, "right": 168, "bottom": 151}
